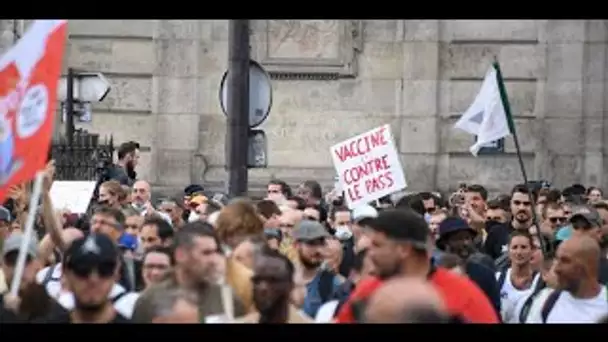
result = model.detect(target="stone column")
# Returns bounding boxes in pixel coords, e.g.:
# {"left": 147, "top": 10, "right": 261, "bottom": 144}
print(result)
{"left": 539, "top": 20, "right": 586, "bottom": 187}
{"left": 581, "top": 20, "right": 607, "bottom": 188}
{"left": 400, "top": 20, "right": 441, "bottom": 191}
{"left": 152, "top": 21, "right": 209, "bottom": 189}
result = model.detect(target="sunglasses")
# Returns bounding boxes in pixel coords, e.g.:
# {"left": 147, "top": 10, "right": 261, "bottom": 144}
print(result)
{"left": 67, "top": 261, "right": 116, "bottom": 279}
{"left": 549, "top": 217, "right": 567, "bottom": 224}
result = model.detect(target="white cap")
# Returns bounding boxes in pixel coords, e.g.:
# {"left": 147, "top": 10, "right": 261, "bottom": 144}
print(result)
{"left": 352, "top": 204, "right": 378, "bottom": 223}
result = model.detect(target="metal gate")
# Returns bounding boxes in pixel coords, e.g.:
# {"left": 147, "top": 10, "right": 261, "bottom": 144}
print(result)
{"left": 51, "top": 129, "right": 114, "bottom": 181}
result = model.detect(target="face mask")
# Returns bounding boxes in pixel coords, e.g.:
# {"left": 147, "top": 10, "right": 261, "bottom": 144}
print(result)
{"left": 132, "top": 202, "right": 145, "bottom": 212}
{"left": 424, "top": 213, "right": 431, "bottom": 223}
{"left": 334, "top": 225, "right": 352, "bottom": 240}
{"left": 188, "top": 211, "right": 201, "bottom": 223}
{"left": 98, "top": 199, "right": 109, "bottom": 206}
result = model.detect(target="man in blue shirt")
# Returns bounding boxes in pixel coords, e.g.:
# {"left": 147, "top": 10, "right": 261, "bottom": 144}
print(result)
{"left": 293, "top": 220, "right": 347, "bottom": 318}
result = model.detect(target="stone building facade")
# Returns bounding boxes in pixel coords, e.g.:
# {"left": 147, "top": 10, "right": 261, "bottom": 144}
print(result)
{"left": 1, "top": 20, "right": 607, "bottom": 196}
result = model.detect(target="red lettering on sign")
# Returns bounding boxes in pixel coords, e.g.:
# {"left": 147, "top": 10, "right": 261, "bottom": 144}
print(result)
{"left": 346, "top": 183, "right": 362, "bottom": 202}
{"left": 364, "top": 171, "right": 394, "bottom": 194}
{"left": 334, "top": 126, "right": 388, "bottom": 163}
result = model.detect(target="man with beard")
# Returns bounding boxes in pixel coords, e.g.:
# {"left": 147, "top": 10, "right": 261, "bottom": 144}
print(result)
{"left": 131, "top": 180, "right": 172, "bottom": 224}
{"left": 133, "top": 222, "right": 246, "bottom": 323}
{"left": 525, "top": 236, "right": 608, "bottom": 323}
{"left": 37, "top": 234, "right": 131, "bottom": 323}
{"left": 236, "top": 247, "right": 312, "bottom": 323}
{"left": 435, "top": 217, "right": 501, "bottom": 315}
{"left": 484, "top": 184, "right": 535, "bottom": 262}
{"left": 335, "top": 209, "right": 499, "bottom": 323}
{"left": 108, "top": 141, "right": 140, "bottom": 187}
{"left": 293, "top": 220, "right": 347, "bottom": 318}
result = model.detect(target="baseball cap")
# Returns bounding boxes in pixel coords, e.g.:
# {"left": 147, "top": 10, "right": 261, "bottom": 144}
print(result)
{"left": 64, "top": 234, "right": 119, "bottom": 278}
{"left": 569, "top": 205, "right": 602, "bottom": 228}
{"left": 184, "top": 184, "right": 204, "bottom": 197}
{"left": 352, "top": 204, "right": 378, "bottom": 224}
{"left": 366, "top": 209, "right": 429, "bottom": 250}
{"left": 0, "top": 206, "right": 12, "bottom": 222}
{"left": 293, "top": 220, "right": 330, "bottom": 242}
{"left": 2, "top": 232, "right": 38, "bottom": 259}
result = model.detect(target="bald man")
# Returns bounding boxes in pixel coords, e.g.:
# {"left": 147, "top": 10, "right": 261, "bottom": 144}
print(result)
{"left": 364, "top": 277, "right": 448, "bottom": 323}
{"left": 526, "top": 236, "right": 608, "bottom": 323}
{"left": 131, "top": 180, "right": 171, "bottom": 225}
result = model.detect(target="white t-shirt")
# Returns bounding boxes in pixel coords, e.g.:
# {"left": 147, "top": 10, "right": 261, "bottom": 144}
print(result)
{"left": 526, "top": 286, "right": 608, "bottom": 324}
{"left": 36, "top": 264, "right": 140, "bottom": 318}
{"left": 315, "top": 300, "right": 339, "bottom": 323}
{"left": 496, "top": 268, "right": 540, "bottom": 323}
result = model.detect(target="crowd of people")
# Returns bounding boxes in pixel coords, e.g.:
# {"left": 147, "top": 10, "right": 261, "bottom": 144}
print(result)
{"left": 1, "top": 141, "right": 608, "bottom": 324}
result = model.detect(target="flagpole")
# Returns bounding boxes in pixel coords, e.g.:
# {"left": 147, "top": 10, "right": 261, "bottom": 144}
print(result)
{"left": 493, "top": 57, "right": 549, "bottom": 257}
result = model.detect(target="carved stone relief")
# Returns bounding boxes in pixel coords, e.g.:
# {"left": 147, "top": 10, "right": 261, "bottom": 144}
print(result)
{"left": 250, "top": 20, "right": 362, "bottom": 80}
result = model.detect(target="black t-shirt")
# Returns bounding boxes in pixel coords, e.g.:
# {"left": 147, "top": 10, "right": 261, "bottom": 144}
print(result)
{"left": 35, "top": 306, "right": 131, "bottom": 323}
{"left": 483, "top": 222, "right": 515, "bottom": 260}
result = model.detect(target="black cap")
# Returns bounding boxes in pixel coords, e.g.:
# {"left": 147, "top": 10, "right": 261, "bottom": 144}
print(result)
{"left": 184, "top": 184, "right": 204, "bottom": 197}
{"left": 367, "top": 209, "right": 429, "bottom": 250}
{"left": 64, "top": 234, "right": 119, "bottom": 269}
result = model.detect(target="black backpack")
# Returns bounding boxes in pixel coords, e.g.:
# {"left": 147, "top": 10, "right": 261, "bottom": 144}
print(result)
{"left": 517, "top": 279, "right": 548, "bottom": 323}
{"left": 496, "top": 269, "right": 539, "bottom": 294}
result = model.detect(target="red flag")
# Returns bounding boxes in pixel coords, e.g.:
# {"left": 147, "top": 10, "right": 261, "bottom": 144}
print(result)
{"left": 0, "top": 20, "right": 67, "bottom": 203}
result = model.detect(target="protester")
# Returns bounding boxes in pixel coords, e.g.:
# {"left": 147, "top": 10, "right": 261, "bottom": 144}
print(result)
{"left": 525, "top": 236, "right": 608, "bottom": 323}
{"left": 236, "top": 247, "right": 312, "bottom": 323}
{"left": 132, "top": 222, "right": 246, "bottom": 322}
{"left": 335, "top": 209, "right": 499, "bottom": 323}
{"left": 132, "top": 288, "right": 200, "bottom": 323}
{"left": 107, "top": 141, "right": 140, "bottom": 187}
{"left": 6, "top": 130, "right": 608, "bottom": 327}
{"left": 141, "top": 246, "right": 173, "bottom": 289}
{"left": 292, "top": 220, "right": 347, "bottom": 318}
{"left": 36, "top": 234, "right": 132, "bottom": 323}
{"left": 364, "top": 277, "right": 448, "bottom": 323}
{"left": 496, "top": 231, "right": 541, "bottom": 322}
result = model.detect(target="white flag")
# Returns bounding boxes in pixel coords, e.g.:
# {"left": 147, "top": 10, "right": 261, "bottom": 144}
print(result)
{"left": 454, "top": 65, "right": 511, "bottom": 156}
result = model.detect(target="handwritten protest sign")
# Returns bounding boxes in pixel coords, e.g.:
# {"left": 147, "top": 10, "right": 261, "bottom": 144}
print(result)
{"left": 0, "top": 20, "right": 67, "bottom": 203}
{"left": 330, "top": 124, "right": 407, "bottom": 209}
{"left": 50, "top": 181, "right": 96, "bottom": 214}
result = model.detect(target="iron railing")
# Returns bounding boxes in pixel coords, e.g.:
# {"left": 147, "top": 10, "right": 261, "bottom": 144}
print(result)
{"left": 52, "top": 129, "right": 114, "bottom": 181}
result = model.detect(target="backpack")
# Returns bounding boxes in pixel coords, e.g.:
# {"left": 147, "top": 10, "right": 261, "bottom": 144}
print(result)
{"left": 42, "top": 265, "right": 60, "bottom": 287}
{"left": 540, "top": 285, "right": 608, "bottom": 323}
{"left": 110, "top": 291, "right": 130, "bottom": 305}
{"left": 496, "top": 269, "right": 539, "bottom": 293}
{"left": 494, "top": 252, "right": 511, "bottom": 271}
{"left": 518, "top": 279, "right": 548, "bottom": 323}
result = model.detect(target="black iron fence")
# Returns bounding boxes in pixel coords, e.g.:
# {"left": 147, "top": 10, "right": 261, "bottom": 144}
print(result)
{"left": 52, "top": 130, "right": 114, "bottom": 181}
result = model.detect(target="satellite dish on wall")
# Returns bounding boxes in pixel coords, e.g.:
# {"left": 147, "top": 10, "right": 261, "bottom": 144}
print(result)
{"left": 219, "top": 59, "right": 273, "bottom": 129}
